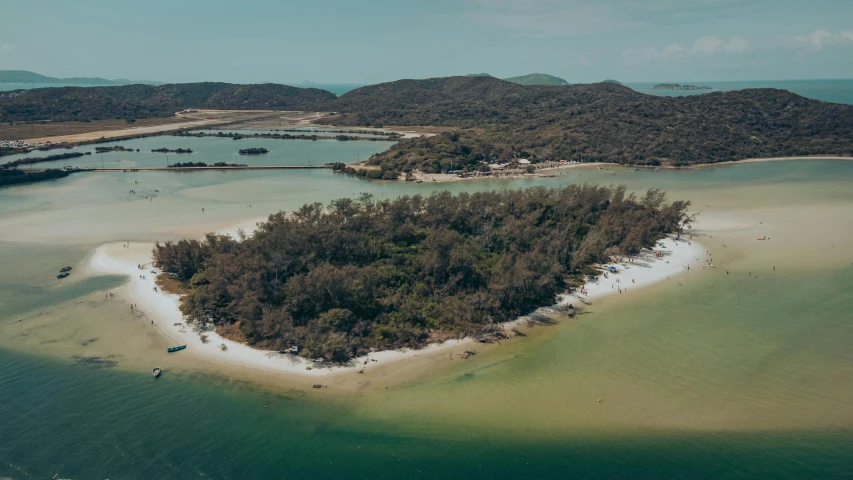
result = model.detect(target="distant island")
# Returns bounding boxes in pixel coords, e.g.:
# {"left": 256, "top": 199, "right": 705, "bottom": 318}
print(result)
{"left": 95, "top": 146, "right": 136, "bottom": 153}
{"left": 153, "top": 185, "right": 690, "bottom": 361}
{"left": 0, "top": 168, "right": 72, "bottom": 187}
{"left": 0, "top": 70, "right": 162, "bottom": 86}
{"left": 466, "top": 73, "right": 569, "bottom": 86}
{"left": 152, "top": 148, "right": 193, "bottom": 154}
{"left": 238, "top": 148, "right": 268, "bottom": 155}
{"left": 651, "top": 83, "right": 712, "bottom": 91}
{"left": 1, "top": 152, "right": 89, "bottom": 169}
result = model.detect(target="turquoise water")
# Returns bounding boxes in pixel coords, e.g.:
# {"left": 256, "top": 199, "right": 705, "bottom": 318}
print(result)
{"left": 627, "top": 79, "right": 853, "bottom": 104}
{"left": 2, "top": 159, "right": 853, "bottom": 478}
{"left": 1, "top": 347, "right": 852, "bottom": 479}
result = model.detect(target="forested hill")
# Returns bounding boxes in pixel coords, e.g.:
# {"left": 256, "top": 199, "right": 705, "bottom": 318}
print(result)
{"left": 326, "top": 76, "right": 853, "bottom": 168}
{"left": 0, "top": 82, "right": 337, "bottom": 122}
{"left": 153, "top": 185, "right": 690, "bottom": 361}
{"left": 328, "top": 76, "right": 633, "bottom": 126}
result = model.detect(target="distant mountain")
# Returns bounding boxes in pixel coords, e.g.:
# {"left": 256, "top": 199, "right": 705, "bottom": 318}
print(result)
{"left": 503, "top": 73, "right": 569, "bottom": 86}
{"left": 0, "top": 82, "right": 336, "bottom": 122}
{"left": 465, "top": 73, "right": 568, "bottom": 86}
{"left": 601, "top": 79, "right": 623, "bottom": 85}
{"left": 0, "top": 70, "right": 162, "bottom": 86}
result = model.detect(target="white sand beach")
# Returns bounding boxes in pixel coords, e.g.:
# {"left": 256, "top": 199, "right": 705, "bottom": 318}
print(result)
{"left": 559, "top": 236, "right": 705, "bottom": 306}
{"left": 86, "top": 233, "right": 704, "bottom": 379}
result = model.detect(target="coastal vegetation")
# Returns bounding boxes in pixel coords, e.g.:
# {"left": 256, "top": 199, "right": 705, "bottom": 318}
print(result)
{"left": 152, "top": 147, "right": 193, "bottom": 154}
{"left": 152, "top": 185, "right": 691, "bottom": 362}
{"left": 176, "top": 131, "right": 398, "bottom": 142}
{"left": 0, "top": 168, "right": 71, "bottom": 187}
{"left": 95, "top": 146, "right": 135, "bottom": 153}
{"left": 238, "top": 148, "right": 268, "bottom": 155}
{"left": 167, "top": 162, "right": 247, "bottom": 168}
{"left": 1, "top": 151, "right": 88, "bottom": 169}
{"left": 328, "top": 76, "right": 853, "bottom": 169}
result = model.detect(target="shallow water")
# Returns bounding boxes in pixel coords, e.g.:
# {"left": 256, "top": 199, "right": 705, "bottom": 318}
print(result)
{"left": 2, "top": 154, "right": 853, "bottom": 478}
{"left": 1, "top": 134, "right": 394, "bottom": 169}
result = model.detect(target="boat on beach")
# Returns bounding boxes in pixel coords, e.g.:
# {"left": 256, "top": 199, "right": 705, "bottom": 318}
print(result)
{"left": 59, "top": 266, "right": 72, "bottom": 272}
{"left": 579, "top": 297, "right": 592, "bottom": 305}
{"left": 57, "top": 272, "right": 70, "bottom": 279}
{"left": 167, "top": 345, "right": 186, "bottom": 353}
{"left": 152, "top": 368, "right": 161, "bottom": 378}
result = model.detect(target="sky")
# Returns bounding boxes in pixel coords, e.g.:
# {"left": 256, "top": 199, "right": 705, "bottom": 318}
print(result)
{"left": 1, "top": 0, "right": 852, "bottom": 84}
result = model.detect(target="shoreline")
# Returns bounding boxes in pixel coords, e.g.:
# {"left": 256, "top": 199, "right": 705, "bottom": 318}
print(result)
{"left": 84, "top": 231, "right": 704, "bottom": 380}
{"left": 384, "top": 155, "right": 853, "bottom": 184}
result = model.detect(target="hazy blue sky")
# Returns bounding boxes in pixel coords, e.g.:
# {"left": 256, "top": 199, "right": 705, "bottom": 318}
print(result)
{"left": 1, "top": 0, "right": 851, "bottom": 84}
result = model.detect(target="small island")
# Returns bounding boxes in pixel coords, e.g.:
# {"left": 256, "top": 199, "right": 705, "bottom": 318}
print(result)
{"left": 651, "top": 83, "right": 712, "bottom": 91}
{"left": 238, "top": 148, "right": 269, "bottom": 155}
{"left": 152, "top": 148, "right": 193, "bottom": 154}
{"left": 153, "top": 185, "right": 690, "bottom": 362}
{"left": 1, "top": 168, "right": 72, "bottom": 187}
{"left": 95, "top": 146, "right": 136, "bottom": 153}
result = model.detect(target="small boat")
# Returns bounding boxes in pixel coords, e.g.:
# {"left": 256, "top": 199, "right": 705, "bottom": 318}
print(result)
{"left": 758, "top": 237, "right": 766, "bottom": 241}
{"left": 167, "top": 345, "right": 186, "bottom": 353}
{"left": 57, "top": 272, "right": 70, "bottom": 279}
{"left": 152, "top": 367, "right": 162, "bottom": 378}
{"left": 579, "top": 297, "right": 592, "bottom": 305}
{"left": 59, "top": 266, "right": 72, "bottom": 272}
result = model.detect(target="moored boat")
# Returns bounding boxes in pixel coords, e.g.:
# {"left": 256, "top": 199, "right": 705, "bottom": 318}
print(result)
{"left": 59, "top": 266, "right": 72, "bottom": 272}
{"left": 57, "top": 272, "right": 70, "bottom": 279}
{"left": 152, "top": 367, "right": 161, "bottom": 377}
{"left": 167, "top": 345, "right": 186, "bottom": 353}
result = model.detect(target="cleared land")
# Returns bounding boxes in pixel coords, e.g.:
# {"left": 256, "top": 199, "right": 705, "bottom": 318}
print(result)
{"left": 9, "top": 110, "right": 327, "bottom": 144}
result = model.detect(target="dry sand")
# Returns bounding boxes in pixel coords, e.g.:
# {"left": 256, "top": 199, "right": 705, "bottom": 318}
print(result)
{"left": 85, "top": 230, "right": 703, "bottom": 380}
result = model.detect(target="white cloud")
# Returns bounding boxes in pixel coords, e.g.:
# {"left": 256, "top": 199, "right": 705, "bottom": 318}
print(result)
{"left": 622, "top": 35, "right": 749, "bottom": 63}
{"left": 776, "top": 29, "right": 853, "bottom": 52}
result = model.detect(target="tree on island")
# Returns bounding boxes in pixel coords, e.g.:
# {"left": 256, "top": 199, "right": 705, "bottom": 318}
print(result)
{"left": 153, "top": 185, "right": 690, "bottom": 362}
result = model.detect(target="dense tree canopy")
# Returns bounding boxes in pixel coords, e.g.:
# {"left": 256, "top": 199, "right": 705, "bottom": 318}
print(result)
{"left": 154, "top": 185, "right": 690, "bottom": 362}
{"left": 327, "top": 77, "right": 853, "bottom": 169}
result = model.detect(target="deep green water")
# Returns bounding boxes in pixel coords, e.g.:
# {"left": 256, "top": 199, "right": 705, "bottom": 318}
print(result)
{"left": 2, "top": 146, "right": 853, "bottom": 478}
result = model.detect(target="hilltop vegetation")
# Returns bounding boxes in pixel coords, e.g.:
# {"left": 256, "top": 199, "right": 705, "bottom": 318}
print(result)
{"left": 3, "top": 75, "right": 851, "bottom": 168}
{"left": 327, "top": 76, "right": 853, "bottom": 168}
{"left": 0, "top": 82, "right": 336, "bottom": 122}
{"left": 153, "top": 185, "right": 690, "bottom": 361}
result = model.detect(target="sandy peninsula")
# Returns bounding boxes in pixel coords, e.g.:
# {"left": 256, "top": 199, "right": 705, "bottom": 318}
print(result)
{"left": 86, "top": 232, "right": 704, "bottom": 379}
